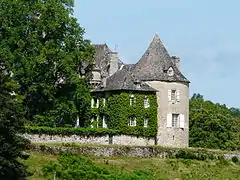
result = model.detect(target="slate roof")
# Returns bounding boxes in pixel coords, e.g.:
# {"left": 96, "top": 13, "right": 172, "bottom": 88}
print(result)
{"left": 93, "top": 44, "right": 111, "bottom": 77}
{"left": 91, "top": 34, "right": 189, "bottom": 93}
{"left": 92, "top": 64, "right": 157, "bottom": 92}
{"left": 93, "top": 44, "right": 124, "bottom": 77}
{"left": 131, "top": 34, "right": 189, "bottom": 83}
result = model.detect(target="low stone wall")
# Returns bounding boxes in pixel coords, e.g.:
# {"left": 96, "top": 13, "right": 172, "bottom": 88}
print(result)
{"left": 112, "top": 135, "right": 155, "bottom": 146}
{"left": 23, "top": 133, "right": 155, "bottom": 146}
{"left": 30, "top": 143, "right": 240, "bottom": 160}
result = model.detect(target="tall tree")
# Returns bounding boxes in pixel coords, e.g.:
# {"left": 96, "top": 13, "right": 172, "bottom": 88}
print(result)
{"left": 189, "top": 96, "right": 239, "bottom": 150}
{"left": 0, "top": 0, "right": 95, "bottom": 127}
{"left": 0, "top": 62, "right": 30, "bottom": 179}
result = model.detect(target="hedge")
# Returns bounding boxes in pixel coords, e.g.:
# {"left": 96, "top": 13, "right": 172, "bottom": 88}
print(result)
{"left": 24, "top": 126, "right": 156, "bottom": 137}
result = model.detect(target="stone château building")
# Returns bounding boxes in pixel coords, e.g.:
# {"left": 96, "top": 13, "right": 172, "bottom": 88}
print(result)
{"left": 89, "top": 34, "right": 190, "bottom": 148}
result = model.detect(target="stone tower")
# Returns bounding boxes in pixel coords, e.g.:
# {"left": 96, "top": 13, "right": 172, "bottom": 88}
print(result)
{"left": 132, "top": 34, "right": 190, "bottom": 147}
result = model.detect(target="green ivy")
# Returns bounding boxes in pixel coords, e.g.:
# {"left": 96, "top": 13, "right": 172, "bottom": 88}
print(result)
{"left": 25, "top": 126, "right": 119, "bottom": 136}
{"left": 90, "top": 91, "right": 158, "bottom": 137}
{"left": 24, "top": 126, "right": 156, "bottom": 137}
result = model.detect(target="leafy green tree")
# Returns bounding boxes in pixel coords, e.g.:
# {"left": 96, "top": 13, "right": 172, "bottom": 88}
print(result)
{"left": 189, "top": 95, "right": 238, "bottom": 150}
{"left": 0, "top": 62, "right": 30, "bottom": 179}
{"left": 230, "top": 107, "right": 240, "bottom": 117}
{"left": 0, "top": 0, "right": 94, "bottom": 127}
{"left": 191, "top": 93, "right": 204, "bottom": 99}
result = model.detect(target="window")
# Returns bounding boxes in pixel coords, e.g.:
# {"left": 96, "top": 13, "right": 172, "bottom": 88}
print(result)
{"left": 91, "top": 98, "right": 99, "bottom": 108}
{"left": 130, "top": 95, "right": 135, "bottom": 106}
{"left": 168, "top": 89, "right": 180, "bottom": 102}
{"left": 102, "top": 115, "right": 107, "bottom": 128}
{"left": 128, "top": 117, "right": 136, "bottom": 127}
{"left": 144, "top": 118, "right": 149, "bottom": 128}
{"left": 91, "top": 115, "right": 99, "bottom": 128}
{"left": 144, "top": 96, "right": 150, "bottom": 108}
{"left": 171, "top": 90, "right": 176, "bottom": 101}
{"left": 172, "top": 114, "right": 179, "bottom": 127}
{"left": 167, "top": 67, "right": 174, "bottom": 76}
{"left": 167, "top": 113, "right": 185, "bottom": 128}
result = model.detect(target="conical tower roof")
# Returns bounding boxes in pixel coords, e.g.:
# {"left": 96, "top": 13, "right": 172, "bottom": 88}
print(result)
{"left": 132, "top": 34, "right": 189, "bottom": 83}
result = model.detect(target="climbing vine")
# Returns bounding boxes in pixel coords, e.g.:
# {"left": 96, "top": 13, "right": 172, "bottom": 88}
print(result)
{"left": 90, "top": 91, "right": 158, "bottom": 137}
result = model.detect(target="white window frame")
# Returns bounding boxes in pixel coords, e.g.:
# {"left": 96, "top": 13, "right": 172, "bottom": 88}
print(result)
{"left": 128, "top": 117, "right": 136, "bottom": 127}
{"left": 130, "top": 94, "right": 135, "bottom": 106}
{"left": 176, "top": 90, "right": 180, "bottom": 102}
{"left": 91, "top": 98, "right": 99, "bottom": 108}
{"left": 167, "top": 113, "right": 185, "bottom": 129}
{"left": 144, "top": 118, "right": 149, "bottom": 128}
{"left": 168, "top": 89, "right": 180, "bottom": 103}
{"left": 172, "top": 113, "right": 179, "bottom": 127}
{"left": 102, "top": 115, "right": 107, "bottom": 128}
{"left": 167, "top": 67, "right": 174, "bottom": 76}
{"left": 91, "top": 115, "right": 99, "bottom": 128}
{"left": 144, "top": 96, "right": 150, "bottom": 108}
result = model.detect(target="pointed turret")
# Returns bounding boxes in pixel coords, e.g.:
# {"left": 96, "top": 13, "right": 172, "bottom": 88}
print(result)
{"left": 132, "top": 34, "right": 189, "bottom": 83}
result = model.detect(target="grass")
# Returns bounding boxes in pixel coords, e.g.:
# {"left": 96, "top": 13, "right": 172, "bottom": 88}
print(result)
{"left": 25, "top": 152, "right": 57, "bottom": 180}
{"left": 24, "top": 151, "right": 240, "bottom": 180}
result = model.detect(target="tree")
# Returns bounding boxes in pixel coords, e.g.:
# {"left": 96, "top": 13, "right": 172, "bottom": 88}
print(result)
{"left": 0, "top": 0, "right": 95, "bottom": 127}
{"left": 191, "top": 93, "right": 204, "bottom": 100}
{"left": 189, "top": 96, "right": 239, "bottom": 150}
{"left": 0, "top": 62, "right": 30, "bottom": 179}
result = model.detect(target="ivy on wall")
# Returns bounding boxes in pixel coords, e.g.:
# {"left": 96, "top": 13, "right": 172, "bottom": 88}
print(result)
{"left": 90, "top": 91, "right": 158, "bottom": 137}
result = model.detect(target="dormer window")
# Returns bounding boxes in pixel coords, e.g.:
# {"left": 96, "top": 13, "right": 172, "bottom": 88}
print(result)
{"left": 134, "top": 79, "right": 141, "bottom": 89}
{"left": 167, "top": 67, "right": 174, "bottom": 76}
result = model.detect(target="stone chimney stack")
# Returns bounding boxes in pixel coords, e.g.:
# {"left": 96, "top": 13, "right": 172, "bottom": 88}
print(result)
{"left": 108, "top": 51, "right": 119, "bottom": 77}
{"left": 172, "top": 56, "right": 180, "bottom": 70}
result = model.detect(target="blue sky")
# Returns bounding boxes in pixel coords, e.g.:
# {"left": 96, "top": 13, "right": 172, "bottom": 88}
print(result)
{"left": 74, "top": 0, "right": 240, "bottom": 108}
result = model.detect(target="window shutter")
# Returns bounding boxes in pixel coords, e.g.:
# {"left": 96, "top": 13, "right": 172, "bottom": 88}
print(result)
{"left": 90, "top": 118, "right": 94, "bottom": 128}
{"left": 176, "top": 90, "right": 180, "bottom": 102}
{"left": 75, "top": 115, "right": 80, "bottom": 127}
{"left": 179, "top": 114, "right": 185, "bottom": 128}
{"left": 167, "top": 113, "right": 172, "bottom": 127}
{"left": 103, "top": 98, "right": 106, "bottom": 107}
{"left": 168, "top": 90, "right": 171, "bottom": 101}
{"left": 102, "top": 115, "right": 107, "bottom": 128}
{"left": 91, "top": 98, "right": 94, "bottom": 108}
{"left": 96, "top": 115, "right": 99, "bottom": 128}
{"left": 96, "top": 99, "right": 99, "bottom": 108}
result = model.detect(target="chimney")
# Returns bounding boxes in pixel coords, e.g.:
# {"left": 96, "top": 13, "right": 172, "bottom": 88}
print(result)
{"left": 172, "top": 56, "right": 180, "bottom": 70}
{"left": 108, "top": 51, "right": 119, "bottom": 76}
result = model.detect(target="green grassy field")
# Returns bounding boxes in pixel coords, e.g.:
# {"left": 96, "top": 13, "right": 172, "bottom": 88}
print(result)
{"left": 25, "top": 151, "right": 240, "bottom": 180}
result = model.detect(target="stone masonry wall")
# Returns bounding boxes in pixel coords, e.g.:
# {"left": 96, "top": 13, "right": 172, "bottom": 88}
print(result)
{"left": 31, "top": 144, "right": 240, "bottom": 160}
{"left": 146, "top": 81, "right": 189, "bottom": 148}
{"left": 23, "top": 134, "right": 155, "bottom": 146}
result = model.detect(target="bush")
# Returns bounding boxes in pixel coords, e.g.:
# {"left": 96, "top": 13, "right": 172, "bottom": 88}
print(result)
{"left": 175, "top": 150, "right": 197, "bottom": 160}
{"left": 231, "top": 156, "right": 239, "bottom": 164}
{"left": 25, "top": 126, "right": 120, "bottom": 136}
{"left": 24, "top": 126, "right": 156, "bottom": 137}
{"left": 175, "top": 150, "right": 216, "bottom": 161}
{"left": 43, "top": 152, "right": 159, "bottom": 180}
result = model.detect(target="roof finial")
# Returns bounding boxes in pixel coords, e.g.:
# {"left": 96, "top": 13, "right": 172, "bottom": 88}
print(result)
{"left": 114, "top": 44, "right": 118, "bottom": 51}
{"left": 153, "top": 33, "right": 160, "bottom": 40}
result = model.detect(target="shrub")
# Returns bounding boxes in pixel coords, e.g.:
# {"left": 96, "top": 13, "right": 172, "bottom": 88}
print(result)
{"left": 231, "top": 156, "right": 239, "bottom": 164}
{"left": 24, "top": 126, "right": 156, "bottom": 137}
